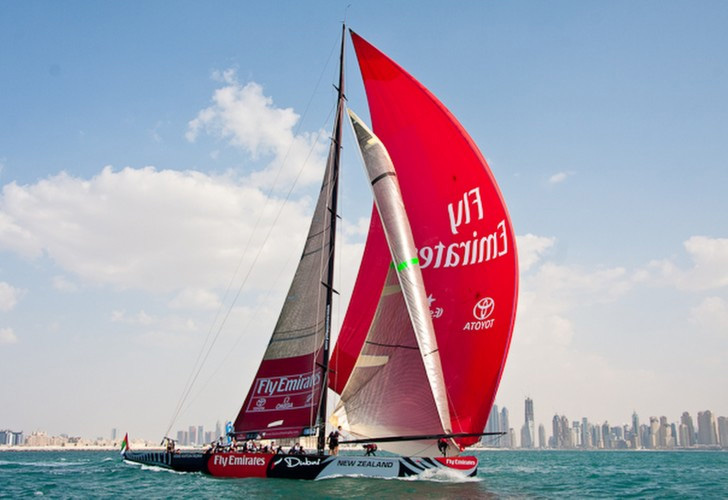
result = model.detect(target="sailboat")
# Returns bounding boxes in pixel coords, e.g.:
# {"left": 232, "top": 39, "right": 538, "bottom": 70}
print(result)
{"left": 123, "top": 26, "right": 518, "bottom": 480}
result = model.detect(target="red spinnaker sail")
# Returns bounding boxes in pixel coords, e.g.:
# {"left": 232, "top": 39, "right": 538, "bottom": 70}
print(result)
{"left": 329, "top": 32, "right": 519, "bottom": 447}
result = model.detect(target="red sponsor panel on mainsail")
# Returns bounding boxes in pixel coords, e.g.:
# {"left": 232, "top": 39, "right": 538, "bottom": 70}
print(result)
{"left": 234, "top": 354, "right": 323, "bottom": 439}
{"left": 331, "top": 32, "right": 518, "bottom": 447}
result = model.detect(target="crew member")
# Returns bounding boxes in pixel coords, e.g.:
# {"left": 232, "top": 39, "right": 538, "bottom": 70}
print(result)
{"left": 437, "top": 438, "right": 448, "bottom": 457}
{"left": 328, "top": 426, "right": 342, "bottom": 456}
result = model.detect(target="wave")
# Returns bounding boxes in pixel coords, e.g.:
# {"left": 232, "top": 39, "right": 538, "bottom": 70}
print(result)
{"left": 398, "top": 467, "right": 482, "bottom": 483}
{"left": 0, "top": 460, "right": 88, "bottom": 468}
{"left": 314, "top": 468, "right": 481, "bottom": 483}
{"left": 122, "top": 460, "right": 191, "bottom": 475}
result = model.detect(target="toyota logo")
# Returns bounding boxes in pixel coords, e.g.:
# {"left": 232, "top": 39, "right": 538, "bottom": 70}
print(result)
{"left": 473, "top": 297, "right": 495, "bottom": 320}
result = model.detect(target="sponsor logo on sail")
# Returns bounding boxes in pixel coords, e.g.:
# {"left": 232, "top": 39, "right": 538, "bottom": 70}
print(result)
{"left": 417, "top": 187, "right": 510, "bottom": 270}
{"left": 427, "top": 294, "right": 444, "bottom": 319}
{"left": 473, "top": 297, "right": 494, "bottom": 320}
{"left": 255, "top": 371, "right": 321, "bottom": 397}
{"left": 463, "top": 297, "right": 495, "bottom": 331}
{"left": 275, "top": 396, "right": 293, "bottom": 410}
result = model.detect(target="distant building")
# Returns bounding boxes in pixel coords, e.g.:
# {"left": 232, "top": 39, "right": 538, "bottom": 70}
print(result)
{"left": 680, "top": 412, "right": 696, "bottom": 447}
{"left": 631, "top": 412, "right": 641, "bottom": 449}
{"left": 658, "top": 417, "right": 675, "bottom": 448}
{"left": 521, "top": 398, "right": 535, "bottom": 448}
{"left": 602, "top": 422, "right": 611, "bottom": 449}
{"left": 538, "top": 424, "right": 546, "bottom": 448}
{"left": 551, "top": 415, "right": 562, "bottom": 448}
{"left": 25, "top": 431, "right": 67, "bottom": 447}
{"left": 500, "top": 407, "right": 511, "bottom": 448}
{"left": 717, "top": 417, "right": 728, "bottom": 448}
{"left": 0, "top": 430, "right": 23, "bottom": 446}
{"left": 485, "top": 404, "right": 500, "bottom": 434}
{"left": 483, "top": 404, "right": 503, "bottom": 447}
{"left": 697, "top": 411, "right": 718, "bottom": 445}
{"left": 508, "top": 427, "right": 517, "bottom": 448}
{"left": 572, "top": 421, "right": 582, "bottom": 448}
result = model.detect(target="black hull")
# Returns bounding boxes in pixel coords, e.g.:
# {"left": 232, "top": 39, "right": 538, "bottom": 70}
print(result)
{"left": 123, "top": 450, "right": 477, "bottom": 479}
{"left": 123, "top": 450, "right": 208, "bottom": 473}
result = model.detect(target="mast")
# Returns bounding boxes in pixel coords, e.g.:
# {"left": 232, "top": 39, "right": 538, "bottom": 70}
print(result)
{"left": 317, "top": 24, "right": 346, "bottom": 455}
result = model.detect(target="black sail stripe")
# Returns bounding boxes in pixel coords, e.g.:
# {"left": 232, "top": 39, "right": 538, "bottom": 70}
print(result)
{"left": 370, "top": 171, "right": 396, "bottom": 185}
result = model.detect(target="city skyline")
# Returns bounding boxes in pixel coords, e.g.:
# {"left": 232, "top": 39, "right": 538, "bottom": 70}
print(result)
{"left": 1, "top": 2, "right": 726, "bottom": 440}
{"left": 5, "top": 398, "right": 727, "bottom": 448}
{"left": 484, "top": 398, "right": 728, "bottom": 450}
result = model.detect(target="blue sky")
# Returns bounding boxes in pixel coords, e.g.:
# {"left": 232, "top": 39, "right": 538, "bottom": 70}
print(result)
{"left": 1, "top": 1, "right": 726, "bottom": 441}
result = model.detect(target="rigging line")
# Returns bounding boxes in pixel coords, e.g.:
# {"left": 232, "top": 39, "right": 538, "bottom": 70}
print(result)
{"left": 163, "top": 65, "right": 341, "bottom": 437}
{"left": 177, "top": 243, "right": 296, "bottom": 418}
{"left": 172, "top": 103, "right": 338, "bottom": 426}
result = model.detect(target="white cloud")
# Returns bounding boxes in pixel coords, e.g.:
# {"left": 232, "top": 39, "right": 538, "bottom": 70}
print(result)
{"left": 548, "top": 171, "right": 574, "bottom": 184}
{"left": 498, "top": 232, "right": 728, "bottom": 432}
{"left": 690, "top": 296, "right": 728, "bottom": 334}
{"left": 0, "top": 209, "right": 40, "bottom": 257}
{"left": 148, "top": 121, "right": 165, "bottom": 143}
{"left": 342, "top": 217, "right": 370, "bottom": 238}
{"left": 516, "top": 233, "right": 555, "bottom": 272}
{"left": 169, "top": 288, "right": 221, "bottom": 311}
{"left": 186, "top": 73, "right": 328, "bottom": 189}
{"left": 111, "top": 309, "right": 156, "bottom": 326}
{"left": 0, "top": 166, "right": 316, "bottom": 294}
{"left": 211, "top": 68, "right": 237, "bottom": 84}
{"left": 648, "top": 236, "right": 728, "bottom": 291}
{"left": 52, "top": 275, "right": 78, "bottom": 292}
{"left": 0, "top": 327, "right": 18, "bottom": 344}
{"left": 0, "top": 282, "right": 24, "bottom": 311}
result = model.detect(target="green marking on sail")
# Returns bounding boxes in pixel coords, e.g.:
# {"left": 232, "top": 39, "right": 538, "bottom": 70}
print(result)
{"left": 394, "top": 257, "right": 419, "bottom": 271}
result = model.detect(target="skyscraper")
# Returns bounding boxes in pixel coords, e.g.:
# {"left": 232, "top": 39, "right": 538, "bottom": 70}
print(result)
{"left": 538, "top": 424, "right": 546, "bottom": 448}
{"left": 572, "top": 421, "right": 582, "bottom": 447}
{"left": 632, "top": 411, "right": 641, "bottom": 449}
{"left": 680, "top": 412, "right": 696, "bottom": 446}
{"left": 484, "top": 404, "right": 501, "bottom": 447}
{"left": 582, "top": 417, "right": 592, "bottom": 449}
{"left": 697, "top": 411, "right": 718, "bottom": 445}
{"left": 521, "top": 397, "right": 535, "bottom": 448}
{"left": 717, "top": 416, "right": 727, "bottom": 448}
{"left": 500, "top": 407, "right": 511, "bottom": 448}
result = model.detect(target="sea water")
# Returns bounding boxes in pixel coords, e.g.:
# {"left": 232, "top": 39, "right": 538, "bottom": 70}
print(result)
{"left": 1, "top": 449, "right": 726, "bottom": 498}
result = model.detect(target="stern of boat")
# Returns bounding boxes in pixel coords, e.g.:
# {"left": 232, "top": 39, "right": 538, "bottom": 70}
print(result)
{"left": 123, "top": 450, "right": 208, "bottom": 473}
